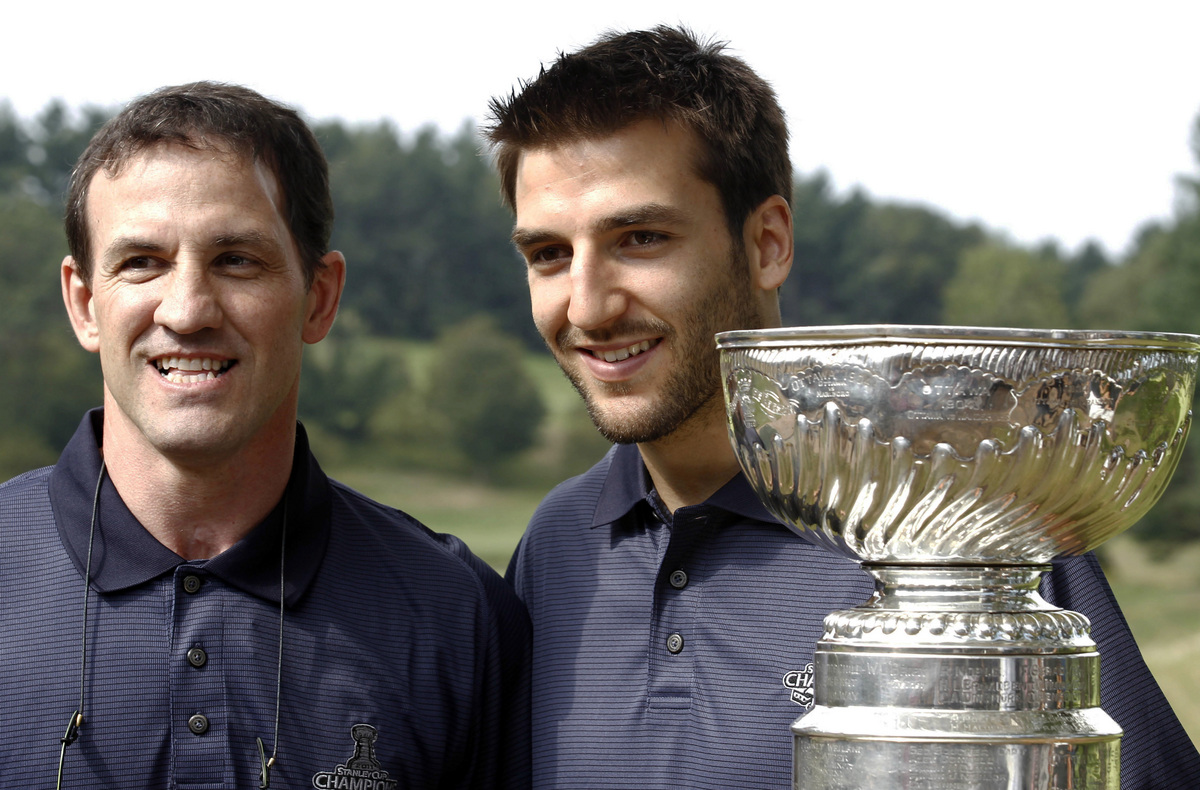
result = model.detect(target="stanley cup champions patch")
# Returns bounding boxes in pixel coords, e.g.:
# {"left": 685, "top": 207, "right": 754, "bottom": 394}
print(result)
{"left": 311, "top": 724, "right": 398, "bottom": 789}
{"left": 782, "top": 663, "right": 816, "bottom": 709}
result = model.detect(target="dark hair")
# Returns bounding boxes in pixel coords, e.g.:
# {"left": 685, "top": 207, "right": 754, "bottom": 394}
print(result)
{"left": 65, "top": 81, "right": 333, "bottom": 288}
{"left": 485, "top": 26, "right": 791, "bottom": 236}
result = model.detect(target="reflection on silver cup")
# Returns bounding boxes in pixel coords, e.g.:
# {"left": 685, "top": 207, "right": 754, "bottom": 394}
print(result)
{"left": 718, "top": 325, "right": 1200, "bottom": 790}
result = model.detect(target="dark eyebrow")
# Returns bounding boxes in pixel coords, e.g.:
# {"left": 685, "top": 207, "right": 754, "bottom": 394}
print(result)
{"left": 511, "top": 203, "right": 689, "bottom": 248}
{"left": 103, "top": 236, "right": 169, "bottom": 259}
{"left": 594, "top": 203, "right": 688, "bottom": 234}
{"left": 210, "top": 230, "right": 280, "bottom": 252}
{"left": 101, "top": 230, "right": 285, "bottom": 262}
{"left": 510, "top": 228, "right": 560, "bottom": 249}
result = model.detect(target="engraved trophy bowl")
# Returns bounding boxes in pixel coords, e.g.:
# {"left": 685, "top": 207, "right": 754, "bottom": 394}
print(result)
{"left": 717, "top": 325, "right": 1200, "bottom": 790}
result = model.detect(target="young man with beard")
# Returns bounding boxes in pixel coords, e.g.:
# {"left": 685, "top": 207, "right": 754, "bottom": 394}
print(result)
{"left": 0, "top": 82, "right": 529, "bottom": 788}
{"left": 486, "top": 26, "right": 1199, "bottom": 789}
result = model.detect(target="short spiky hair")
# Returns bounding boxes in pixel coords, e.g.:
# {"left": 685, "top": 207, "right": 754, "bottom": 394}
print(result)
{"left": 485, "top": 26, "right": 791, "bottom": 235}
{"left": 65, "top": 82, "right": 333, "bottom": 288}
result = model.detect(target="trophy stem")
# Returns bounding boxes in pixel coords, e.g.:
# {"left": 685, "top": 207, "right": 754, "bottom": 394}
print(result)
{"left": 793, "top": 564, "right": 1121, "bottom": 790}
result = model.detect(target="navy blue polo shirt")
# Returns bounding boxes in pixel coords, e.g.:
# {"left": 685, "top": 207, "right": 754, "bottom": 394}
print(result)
{"left": 0, "top": 410, "right": 530, "bottom": 788}
{"left": 508, "top": 442, "right": 1200, "bottom": 789}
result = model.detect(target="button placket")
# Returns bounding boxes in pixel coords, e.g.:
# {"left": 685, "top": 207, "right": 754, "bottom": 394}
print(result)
{"left": 648, "top": 510, "right": 714, "bottom": 708}
{"left": 171, "top": 566, "right": 230, "bottom": 780}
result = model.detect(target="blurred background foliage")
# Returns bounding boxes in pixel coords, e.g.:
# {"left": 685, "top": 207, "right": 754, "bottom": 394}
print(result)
{"left": 3, "top": 99, "right": 1200, "bottom": 552}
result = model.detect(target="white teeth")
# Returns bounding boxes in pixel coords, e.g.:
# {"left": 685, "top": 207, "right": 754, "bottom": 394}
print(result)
{"left": 164, "top": 370, "right": 217, "bottom": 384}
{"left": 155, "top": 357, "right": 232, "bottom": 383}
{"left": 598, "top": 340, "right": 653, "bottom": 363}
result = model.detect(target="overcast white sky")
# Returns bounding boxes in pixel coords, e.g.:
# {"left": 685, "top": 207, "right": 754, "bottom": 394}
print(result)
{"left": 5, "top": 0, "right": 1198, "bottom": 258}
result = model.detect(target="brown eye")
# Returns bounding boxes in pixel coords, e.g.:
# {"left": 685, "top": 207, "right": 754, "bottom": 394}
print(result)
{"left": 629, "top": 231, "right": 665, "bottom": 246}
{"left": 116, "top": 256, "right": 164, "bottom": 280}
{"left": 529, "top": 246, "right": 570, "bottom": 266}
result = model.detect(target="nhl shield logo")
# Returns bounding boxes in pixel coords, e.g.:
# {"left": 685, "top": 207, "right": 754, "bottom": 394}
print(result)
{"left": 782, "top": 663, "right": 815, "bottom": 709}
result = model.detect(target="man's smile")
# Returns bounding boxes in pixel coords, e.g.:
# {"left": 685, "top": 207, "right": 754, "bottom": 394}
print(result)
{"left": 587, "top": 339, "right": 657, "bottom": 363}
{"left": 153, "top": 356, "right": 236, "bottom": 384}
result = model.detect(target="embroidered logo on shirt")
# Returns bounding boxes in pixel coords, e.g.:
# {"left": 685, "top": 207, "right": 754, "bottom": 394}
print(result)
{"left": 782, "top": 663, "right": 816, "bottom": 709}
{"left": 311, "top": 724, "right": 397, "bottom": 789}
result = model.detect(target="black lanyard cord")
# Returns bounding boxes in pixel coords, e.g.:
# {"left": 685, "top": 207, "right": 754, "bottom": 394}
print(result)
{"left": 258, "top": 497, "right": 286, "bottom": 789}
{"left": 57, "top": 459, "right": 105, "bottom": 789}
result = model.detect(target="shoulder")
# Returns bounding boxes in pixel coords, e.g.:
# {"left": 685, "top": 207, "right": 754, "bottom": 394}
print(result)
{"left": 0, "top": 465, "right": 53, "bottom": 497}
{"left": 527, "top": 446, "right": 618, "bottom": 530}
{"left": 322, "top": 478, "right": 528, "bottom": 631}
{"left": 0, "top": 466, "right": 60, "bottom": 574}
{"left": 0, "top": 465, "right": 54, "bottom": 528}
{"left": 508, "top": 448, "right": 622, "bottom": 594}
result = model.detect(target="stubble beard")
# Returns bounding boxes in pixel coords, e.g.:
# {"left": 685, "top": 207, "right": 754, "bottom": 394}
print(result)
{"left": 556, "top": 247, "right": 763, "bottom": 445}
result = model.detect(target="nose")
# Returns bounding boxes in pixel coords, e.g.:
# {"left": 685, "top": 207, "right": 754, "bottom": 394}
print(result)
{"left": 565, "top": 247, "right": 628, "bottom": 331}
{"left": 153, "top": 265, "right": 223, "bottom": 334}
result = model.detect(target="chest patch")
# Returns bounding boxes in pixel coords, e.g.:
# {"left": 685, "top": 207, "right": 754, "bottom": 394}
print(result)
{"left": 782, "top": 663, "right": 816, "bottom": 709}
{"left": 311, "top": 724, "right": 397, "bottom": 789}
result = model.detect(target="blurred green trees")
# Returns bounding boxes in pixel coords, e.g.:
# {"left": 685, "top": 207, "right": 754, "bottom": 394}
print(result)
{"left": 942, "top": 243, "right": 1069, "bottom": 327}
{"left": 425, "top": 316, "right": 547, "bottom": 479}
{"left": 5, "top": 98, "right": 1200, "bottom": 548}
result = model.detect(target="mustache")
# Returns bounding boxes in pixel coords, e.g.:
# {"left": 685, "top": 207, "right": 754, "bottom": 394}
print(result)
{"left": 555, "top": 320, "right": 673, "bottom": 351}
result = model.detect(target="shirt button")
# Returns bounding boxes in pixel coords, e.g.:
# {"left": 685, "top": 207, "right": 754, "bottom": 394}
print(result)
{"left": 666, "top": 633, "right": 685, "bottom": 654}
{"left": 187, "top": 714, "right": 209, "bottom": 735}
{"left": 182, "top": 575, "right": 203, "bottom": 594}
{"left": 187, "top": 647, "right": 208, "bottom": 668}
{"left": 669, "top": 569, "right": 688, "bottom": 589}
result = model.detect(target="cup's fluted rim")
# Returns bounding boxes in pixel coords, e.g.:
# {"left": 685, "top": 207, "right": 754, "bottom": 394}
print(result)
{"left": 716, "top": 324, "right": 1200, "bottom": 353}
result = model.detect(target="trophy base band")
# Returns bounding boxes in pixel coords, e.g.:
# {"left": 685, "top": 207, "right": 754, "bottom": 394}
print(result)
{"left": 793, "top": 727, "right": 1120, "bottom": 790}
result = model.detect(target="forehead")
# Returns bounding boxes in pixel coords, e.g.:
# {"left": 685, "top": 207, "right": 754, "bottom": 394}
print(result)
{"left": 82, "top": 141, "right": 297, "bottom": 261}
{"left": 513, "top": 120, "right": 713, "bottom": 225}
{"left": 87, "top": 144, "right": 285, "bottom": 227}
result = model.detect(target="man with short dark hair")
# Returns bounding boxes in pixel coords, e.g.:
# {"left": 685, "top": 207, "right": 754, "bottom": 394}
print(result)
{"left": 0, "top": 82, "right": 530, "bottom": 788}
{"left": 487, "top": 26, "right": 1199, "bottom": 789}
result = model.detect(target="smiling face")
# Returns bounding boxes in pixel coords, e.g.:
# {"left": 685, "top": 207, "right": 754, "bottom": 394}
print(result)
{"left": 513, "top": 121, "right": 774, "bottom": 445}
{"left": 63, "top": 143, "right": 342, "bottom": 467}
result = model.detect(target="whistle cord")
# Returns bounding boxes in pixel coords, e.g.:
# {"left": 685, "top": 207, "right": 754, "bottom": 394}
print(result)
{"left": 56, "top": 459, "right": 105, "bottom": 790}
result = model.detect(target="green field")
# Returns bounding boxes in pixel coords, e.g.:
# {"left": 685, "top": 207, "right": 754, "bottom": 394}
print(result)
{"left": 331, "top": 464, "right": 1200, "bottom": 748}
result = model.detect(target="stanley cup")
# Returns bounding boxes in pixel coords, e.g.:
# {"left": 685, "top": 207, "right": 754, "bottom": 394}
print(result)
{"left": 717, "top": 325, "right": 1200, "bottom": 790}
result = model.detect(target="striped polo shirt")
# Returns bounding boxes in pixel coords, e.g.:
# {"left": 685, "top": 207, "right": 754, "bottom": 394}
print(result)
{"left": 0, "top": 410, "right": 531, "bottom": 788}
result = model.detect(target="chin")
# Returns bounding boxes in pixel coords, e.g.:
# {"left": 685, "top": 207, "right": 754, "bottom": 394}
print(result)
{"left": 587, "top": 403, "right": 677, "bottom": 445}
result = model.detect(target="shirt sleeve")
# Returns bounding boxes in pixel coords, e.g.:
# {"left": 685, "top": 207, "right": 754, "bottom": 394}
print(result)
{"left": 1042, "top": 552, "right": 1200, "bottom": 789}
{"left": 441, "top": 533, "right": 532, "bottom": 789}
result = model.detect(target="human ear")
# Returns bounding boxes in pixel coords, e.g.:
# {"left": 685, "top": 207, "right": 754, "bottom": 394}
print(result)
{"left": 61, "top": 256, "right": 100, "bottom": 353}
{"left": 302, "top": 250, "right": 347, "bottom": 344}
{"left": 743, "top": 195, "right": 793, "bottom": 293}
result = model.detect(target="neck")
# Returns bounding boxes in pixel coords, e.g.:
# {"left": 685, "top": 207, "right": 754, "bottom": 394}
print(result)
{"left": 100, "top": 411, "right": 296, "bottom": 561}
{"left": 638, "top": 396, "right": 742, "bottom": 514}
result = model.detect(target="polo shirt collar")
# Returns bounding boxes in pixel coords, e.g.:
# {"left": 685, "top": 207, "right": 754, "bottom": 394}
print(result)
{"left": 49, "top": 409, "right": 330, "bottom": 606}
{"left": 590, "top": 441, "right": 779, "bottom": 527}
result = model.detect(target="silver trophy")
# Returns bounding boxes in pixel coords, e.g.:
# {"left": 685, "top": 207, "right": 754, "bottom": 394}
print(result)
{"left": 717, "top": 325, "right": 1200, "bottom": 790}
